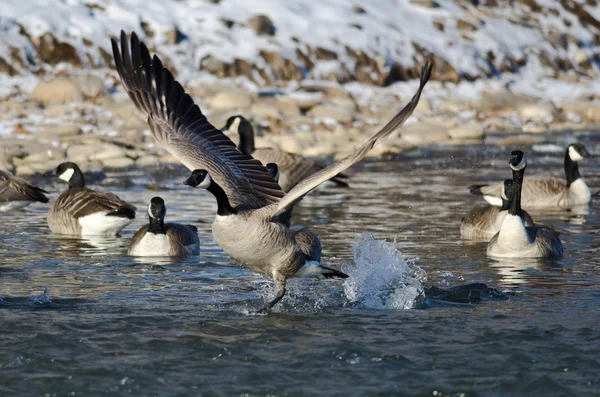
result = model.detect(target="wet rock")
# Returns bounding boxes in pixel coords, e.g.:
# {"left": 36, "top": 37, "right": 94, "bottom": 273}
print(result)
{"left": 30, "top": 79, "right": 84, "bottom": 105}
{"left": 209, "top": 91, "right": 253, "bottom": 110}
{"left": 448, "top": 122, "right": 484, "bottom": 140}
{"left": 248, "top": 15, "right": 275, "bottom": 36}
{"left": 70, "top": 74, "right": 106, "bottom": 98}
{"left": 136, "top": 155, "right": 160, "bottom": 167}
{"left": 517, "top": 104, "right": 553, "bottom": 123}
{"left": 309, "top": 105, "right": 353, "bottom": 124}
{"left": 521, "top": 123, "right": 546, "bottom": 133}
{"left": 101, "top": 157, "right": 134, "bottom": 168}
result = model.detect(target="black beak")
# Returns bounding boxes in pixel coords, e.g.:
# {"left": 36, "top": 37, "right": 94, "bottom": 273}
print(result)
{"left": 584, "top": 150, "right": 593, "bottom": 158}
{"left": 508, "top": 156, "right": 520, "bottom": 167}
{"left": 183, "top": 176, "right": 195, "bottom": 187}
{"left": 43, "top": 169, "right": 55, "bottom": 177}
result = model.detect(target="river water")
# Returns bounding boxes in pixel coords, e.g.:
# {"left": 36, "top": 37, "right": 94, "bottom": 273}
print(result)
{"left": 1, "top": 133, "right": 599, "bottom": 396}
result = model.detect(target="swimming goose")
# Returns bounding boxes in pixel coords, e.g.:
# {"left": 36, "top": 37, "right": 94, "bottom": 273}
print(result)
{"left": 223, "top": 115, "right": 349, "bottom": 192}
{"left": 47, "top": 162, "right": 136, "bottom": 236}
{"left": 470, "top": 143, "right": 592, "bottom": 209}
{"left": 487, "top": 151, "right": 563, "bottom": 259}
{"left": 129, "top": 197, "right": 199, "bottom": 257}
{"left": 0, "top": 164, "right": 49, "bottom": 211}
{"left": 461, "top": 179, "right": 534, "bottom": 241}
{"left": 112, "top": 31, "right": 431, "bottom": 312}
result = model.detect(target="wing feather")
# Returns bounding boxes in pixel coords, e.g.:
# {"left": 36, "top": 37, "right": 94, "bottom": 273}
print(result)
{"left": 267, "top": 61, "right": 432, "bottom": 218}
{"left": 112, "top": 31, "right": 283, "bottom": 209}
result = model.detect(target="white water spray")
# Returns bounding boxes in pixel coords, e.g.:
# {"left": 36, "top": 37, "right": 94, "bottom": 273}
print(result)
{"left": 342, "top": 233, "right": 426, "bottom": 309}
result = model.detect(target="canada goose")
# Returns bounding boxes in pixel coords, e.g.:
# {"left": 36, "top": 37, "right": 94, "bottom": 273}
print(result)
{"left": 487, "top": 151, "right": 563, "bottom": 259}
{"left": 46, "top": 162, "right": 136, "bottom": 236}
{"left": 223, "top": 115, "right": 349, "bottom": 192}
{"left": 129, "top": 197, "right": 199, "bottom": 257}
{"left": 266, "top": 161, "right": 321, "bottom": 261}
{"left": 470, "top": 143, "right": 592, "bottom": 209}
{"left": 112, "top": 31, "right": 431, "bottom": 312}
{"left": 461, "top": 179, "right": 534, "bottom": 241}
{"left": 0, "top": 165, "right": 49, "bottom": 211}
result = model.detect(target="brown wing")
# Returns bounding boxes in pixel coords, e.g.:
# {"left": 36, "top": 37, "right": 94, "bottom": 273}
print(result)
{"left": 111, "top": 31, "right": 283, "bottom": 209}
{"left": 0, "top": 171, "right": 49, "bottom": 203}
{"left": 54, "top": 188, "right": 136, "bottom": 219}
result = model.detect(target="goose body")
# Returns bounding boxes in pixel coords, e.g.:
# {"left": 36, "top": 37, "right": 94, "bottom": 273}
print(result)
{"left": 47, "top": 162, "right": 136, "bottom": 236}
{"left": 129, "top": 197, "right": 199, "bottom": 257}
{"left": 487, "top": 151, "right": 563, "bottom": 259}
{"left": 471, "top": 143, "right": 592, "bottom": 209}
{"left": 224, "top": 115, "right": 349, "bottom": 192}
{"left": 0, "top": 170, "right": 49, "bottom": 212}
{"left": 461, "top": 179, "right": 534, "bottom": 241}
{"left": 113, "top": 31, "right": 431, "bottom": 311}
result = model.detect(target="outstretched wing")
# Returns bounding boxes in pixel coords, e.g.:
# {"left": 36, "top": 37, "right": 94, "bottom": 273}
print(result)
{"left": 267, "top": 61, "right": 432, "bottom": 219}
{"left": 111, "top": 31, "right": 284, "bottom": 209}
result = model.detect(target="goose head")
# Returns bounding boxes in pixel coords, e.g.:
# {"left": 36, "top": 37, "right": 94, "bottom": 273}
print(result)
{"left": 148, "top": 196, "right": 166, "bottom": 221}
{"left": 567, "top": 143, "right": 591, "bottom": 162}
{"left": 222, "top": 115, "right": 244, "bottom": 133}
{"left": 46, "top": 162, "right": 84, "bottom": 188}
{"left": 265, "top": 162, "right": 280, "bottom": 183}
{"left": 183, "top": 169, "right": 212, "bottom": 189}
{"left": 222, "top": 115, "right": 254, "bottom": 154}
{"left": 509, "top": 150, "right": 526, "bottom": 171}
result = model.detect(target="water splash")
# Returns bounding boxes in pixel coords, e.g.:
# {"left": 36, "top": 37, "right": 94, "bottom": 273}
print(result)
{"left": 342, "top": 233, "right": 426, "bottom": 309}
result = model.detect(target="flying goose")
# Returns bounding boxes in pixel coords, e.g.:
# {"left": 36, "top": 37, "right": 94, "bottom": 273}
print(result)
{"left": 487, "top": 151, "right": 563, "bottom": 259}
{"left": 265, "top": 161, "right": 322, "bottom": 261}
{"left": 223, "top": 115, "right": 349, "bottom": 192}
{"left": 47, "top": 162, "right": 136, "bottom": 236}
{"left": 129, "top": 197, "right": 200, "bottom": 257}
{"left": 461, "top": 179, "right": 534, "bottom": 241}
{"left": 112, "top": 31, "right": 431, "bottom": 312}
{"left": 470, "top": 143, "right": 592, "bottom": 209}
{"left": 0, "top": 162, "right": 49, "bottom": 211}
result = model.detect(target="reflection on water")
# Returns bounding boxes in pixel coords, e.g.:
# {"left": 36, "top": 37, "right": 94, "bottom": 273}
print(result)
{"left": 1, "top": 139, "right": 600, "bottom": 396}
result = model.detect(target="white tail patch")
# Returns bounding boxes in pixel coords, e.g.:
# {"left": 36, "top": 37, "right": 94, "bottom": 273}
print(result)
{"left": 483, "top": 195, "right": 503, "bottom": 207}
{"left": 293, "top": 260, "right": 328, "bottom": 278}
{"left": 79, "top": 212, "right": 132, "bottom": 236}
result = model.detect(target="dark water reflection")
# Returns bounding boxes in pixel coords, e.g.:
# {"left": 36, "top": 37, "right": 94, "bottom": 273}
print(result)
{"left": 1, "top": 135, "right": 600, "bottom": 396}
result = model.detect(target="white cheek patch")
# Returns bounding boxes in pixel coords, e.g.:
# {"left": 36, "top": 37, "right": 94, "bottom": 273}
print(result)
{"left": 228, "top": 117, "right": 241, "bottom": 133}
{"left": 569, "top": 146, "right": 584, "bottom": 161}
{"left": 148, "top": 203, "right": 154, "bottom": 219}
{"left": 58, "top": 168, "right": 74, "bottom": 182}
{"left": 510, "top": 155, "right": 527, "bottom": 171}
{"left": 198, "top": 173, "right": 212, "bottom": 189}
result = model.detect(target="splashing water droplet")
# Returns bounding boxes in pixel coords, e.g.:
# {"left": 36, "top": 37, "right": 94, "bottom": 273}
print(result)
{"left": 342, "top": 233, "right": 426, "bottom": 309}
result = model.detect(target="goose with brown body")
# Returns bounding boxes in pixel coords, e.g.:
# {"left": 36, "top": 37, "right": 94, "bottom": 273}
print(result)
{"left": 112, "top": 31, "right": 432, "bottom": 312}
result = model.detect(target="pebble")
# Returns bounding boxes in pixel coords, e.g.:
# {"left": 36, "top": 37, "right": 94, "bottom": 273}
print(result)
{"left": 310, "top": 105, "right": 353, "bottom": 124}
{"left": 29, "top": 79, "right": 84, "bottom": 105}
{"left": 35, "top": 124, "right": 81, "bottom": 139}
{"left": 517, "top": 104, "right": 553, "bottom": 123}
{"left": 495, "top": 135, "right": 544, "bottom": 147}
{"left": 287, "top": 91, "right": 323, "bottom": 110}
{"left": 448, "top": 122, "right": 484, "bottom": 140}
{"left": 250, "top": 100, "right": 281, "bottom": 119}
{"left": 400, "top": 121, "right": 451, "bottom": 145}
{"left": 209, "top": 91, "right": 253, "bottom": 110}
{"left": 136, "top": 155, "right": 160, "bottom": 167}
{"left": 101, "top": 157, "right": 135, "bottom": 168}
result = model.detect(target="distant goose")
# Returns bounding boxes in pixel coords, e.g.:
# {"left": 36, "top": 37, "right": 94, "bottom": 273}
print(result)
{"left": 112, "top": 31, "right": 431, "bottom": 312}
{"left": 470, "top": 143, "right": 592, "bottom": 209}
{"left": 223, "top": 115, "right": 349, "bottom": 192}
{"left": 461, "top": 179, "right": 534, "bottom": 241}
{"left": 47, "top": 162, "right": 136, "bottom": 236}
{"left": 129, "top": 197, "right": 199, "bottom": 257}
{"left": 487, "top": 151, "right": 563, "bottom": 259}
{"left": 266, "top": 161, "right": 321, "bottom": 261}
{"left": 0, "top": 166, "right": 49, "bottom": 212}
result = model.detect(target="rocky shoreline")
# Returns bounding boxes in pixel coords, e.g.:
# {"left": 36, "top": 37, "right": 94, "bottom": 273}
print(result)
{"left": 2, "top": 71, "right": 600, "bottom": 177}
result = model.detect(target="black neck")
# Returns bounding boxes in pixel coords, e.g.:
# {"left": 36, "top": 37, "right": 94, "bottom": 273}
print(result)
{"left": 509, "top": 168, "right": 524, "bottom": 217}
{"left": 564, "top": 150, "right": 580, "bottom": 187}
{"left": 500, "top": 196, "right": 510, "bottom": 211}
{"left": 148, "top": 216, "right": 165, "bottom": 234}
{"left": 69, "top": 168, "right": 85, "bottom": 189}
{"left": 207, "top": 180, "right": 237, "bottom": 216}
{"left": 237, "top": 120, "right": 255, "bottom": 155}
